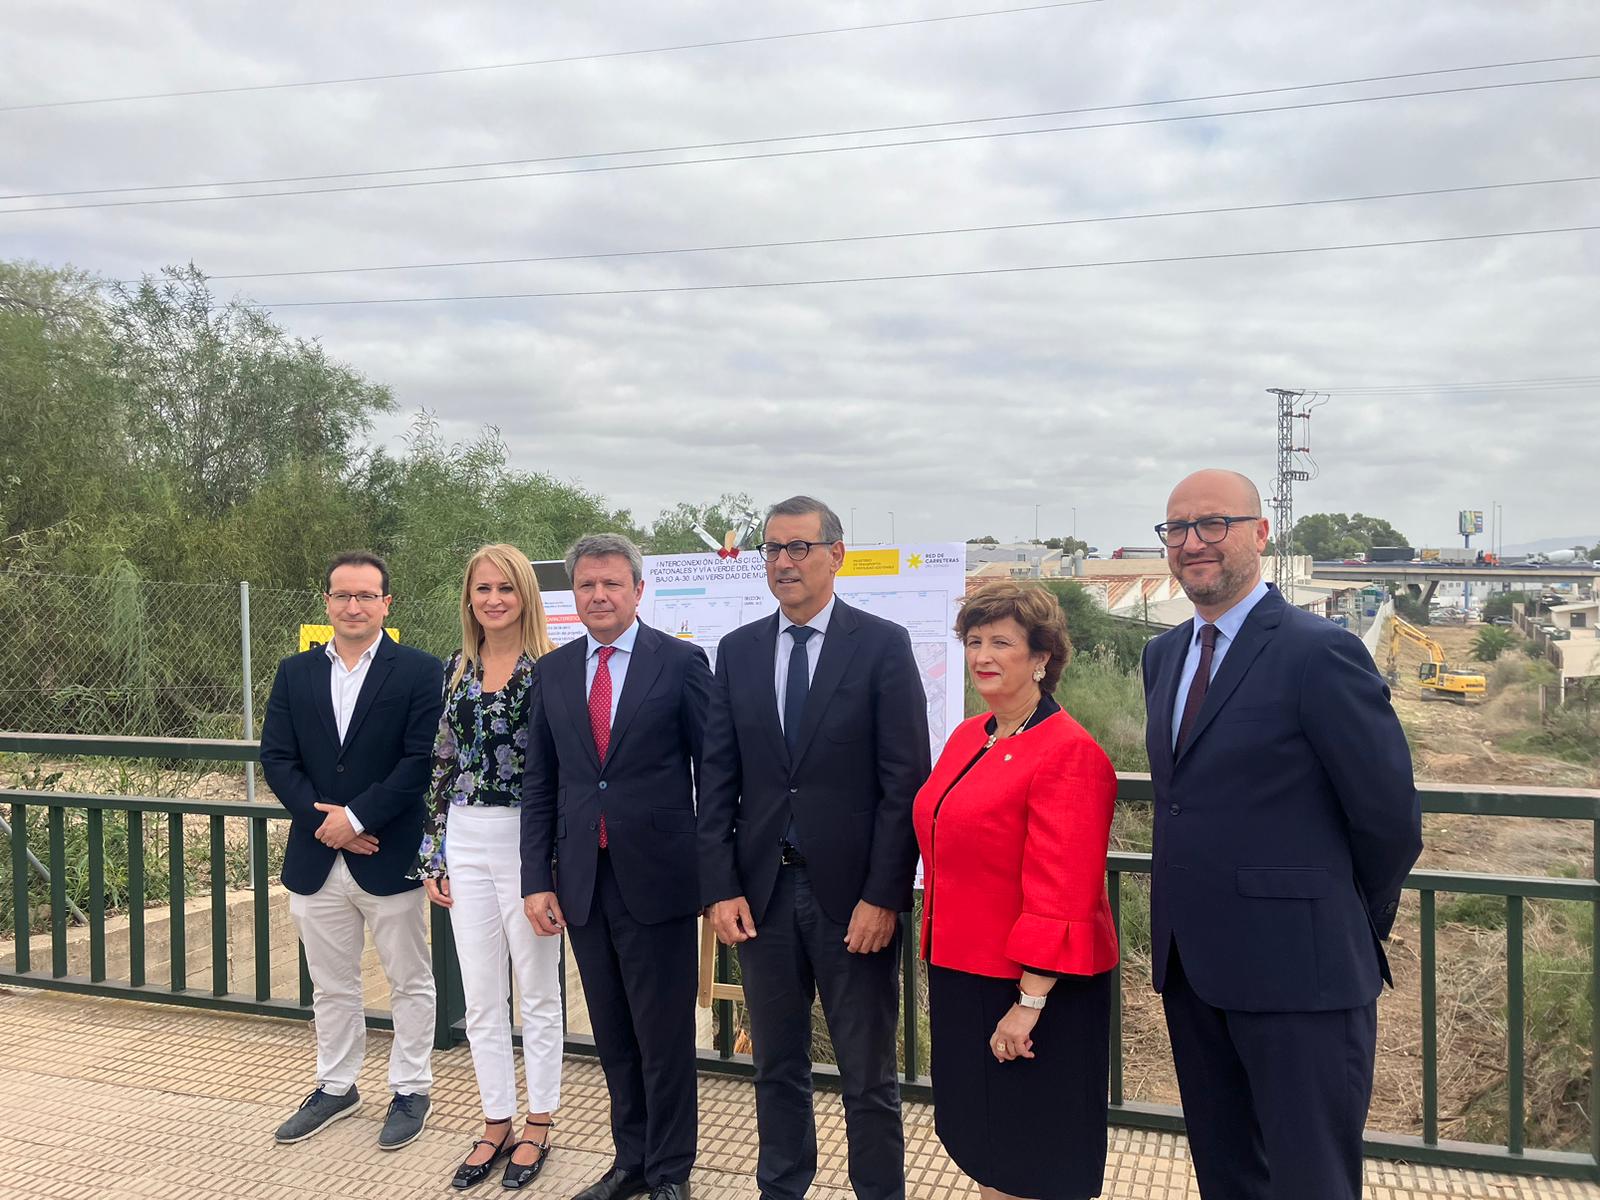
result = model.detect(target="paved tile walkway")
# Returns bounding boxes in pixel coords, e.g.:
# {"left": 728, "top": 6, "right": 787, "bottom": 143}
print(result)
{"left": 1, "top": 986, "right": 1594, "bottom": 1199}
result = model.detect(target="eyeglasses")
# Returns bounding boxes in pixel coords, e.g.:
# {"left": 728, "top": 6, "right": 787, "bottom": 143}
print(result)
{"left": 1153, "top": 516, "right": 1260, "bottom": 547}
{"left": 756, "top": 540, "right": 834, "bottom": 562}
{"left": 325, "top": 591, "right": 386, "bottom": 606}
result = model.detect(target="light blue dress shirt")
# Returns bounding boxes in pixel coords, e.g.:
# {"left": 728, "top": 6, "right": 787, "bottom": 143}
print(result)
{"left": 1171, "top": 580, "right": 1270, "bottom": 749}
{"left": 585, "top": 618, "right": 641, "bottom": 724}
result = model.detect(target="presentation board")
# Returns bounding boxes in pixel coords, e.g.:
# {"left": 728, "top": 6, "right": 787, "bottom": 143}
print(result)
{"left": 536, "top": 544, "right": 967, "bottom": 754}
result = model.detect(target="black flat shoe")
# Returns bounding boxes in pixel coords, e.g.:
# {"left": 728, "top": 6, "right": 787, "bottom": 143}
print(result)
{"left": 501, "top": 1120, "right": 554, "bottom": 1190}
{"left": 453, "top": 1121, "right": 513, "bottom": 1190}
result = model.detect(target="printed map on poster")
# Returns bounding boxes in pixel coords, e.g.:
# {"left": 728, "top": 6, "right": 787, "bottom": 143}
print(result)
{"left": 642, "top": 544, "right": 965, "bottom": 755}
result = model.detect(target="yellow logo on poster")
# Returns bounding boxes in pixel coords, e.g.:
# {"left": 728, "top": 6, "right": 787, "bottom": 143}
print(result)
{"left": 299, "top": 625, "right": 401, "bottom": 652}
{"left": 839, "top": 550, "right": 900, "bottom": 577}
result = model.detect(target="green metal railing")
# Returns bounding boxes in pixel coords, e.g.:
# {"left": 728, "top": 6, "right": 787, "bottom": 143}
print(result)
{"left": 2, "top": 733, "right": 1597, "bottom": 1180}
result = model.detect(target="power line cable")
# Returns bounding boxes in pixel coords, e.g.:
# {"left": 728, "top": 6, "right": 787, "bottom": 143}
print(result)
{"left": 6, "top": 73, "right": 1595, "bottom": 218}
{"left": 11, "top": 53, "right": 1596, "bottom": 201}
{"left": 241, "top": 223, "right": 1598, "bottom": 308}
{"left": 1318, "top": 375, "right": 1600, "bottom": 393}
{"left": 124, "top": 173, "right": 1594, "bottom": 285}
{"left": 0, "top": 1, "right": 1108, "bottom": 113}
{"left": 6, "top": 51, "right": 1593, "bottom": 200}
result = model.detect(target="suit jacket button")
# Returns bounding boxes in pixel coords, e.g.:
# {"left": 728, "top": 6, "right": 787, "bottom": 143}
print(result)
{"left": 789, "top": 787, "right": 799, "bottom": 794}
{"left": 335, "top": 764, "right": 345, "bottom": 773}
{"left": 598, "top": 781, "right": 608, "bottom": 791}
{"left": 1169, "top": 804, "right": 1180, "bottom": 815}
{"left": 588, "top": 821, "right": 597, "bottom": 831}
{"left": 1383, "top": 901, "right": 1398, "bottom": 915}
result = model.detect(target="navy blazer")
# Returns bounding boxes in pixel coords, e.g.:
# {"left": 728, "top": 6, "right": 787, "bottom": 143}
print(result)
{"left": 1142, "top": 585, "right": 1422, "bottom": 1012}
{"left": 260, "top": 636, "right": 445, "bottom": 897}
{"left": 697, "top": 598, "right": 931, "bottom": 926}
{"left": 519, "top": 622, "right": 711, "bottom": 926}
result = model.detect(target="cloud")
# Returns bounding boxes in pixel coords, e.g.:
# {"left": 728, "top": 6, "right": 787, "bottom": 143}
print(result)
{"left": 2, "top": 0, "right": 1595, "bottom": 551}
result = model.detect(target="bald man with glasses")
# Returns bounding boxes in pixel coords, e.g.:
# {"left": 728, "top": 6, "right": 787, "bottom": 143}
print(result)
{"left": 1142, "top": 470, "right": 1421, "bottom": 1200}
{"left": 698, "top": 495, "right": 929, "bottom": 1200}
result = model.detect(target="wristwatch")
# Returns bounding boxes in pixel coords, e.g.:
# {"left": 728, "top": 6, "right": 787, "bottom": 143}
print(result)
{"left": 1016, "top": 989, "right": 1047, "bottom": 1010}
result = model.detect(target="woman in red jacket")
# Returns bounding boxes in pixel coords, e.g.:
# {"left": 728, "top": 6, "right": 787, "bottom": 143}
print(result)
{"left": 913, "top": 581, "right": 1119, "bottom": 1200}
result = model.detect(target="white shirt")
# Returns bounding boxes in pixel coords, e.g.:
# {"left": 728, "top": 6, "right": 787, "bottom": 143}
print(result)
{"left": 774, "top": 595, "right": 837, "bottom": 732}
{"left": 585, "top": 618, "right": 641, "bottom": 724}
{"left": 326, "top": 632, "right": 384, "bottom": 833}
{"left": 1171, "top": 580, "right": 1270, "bottom": 748}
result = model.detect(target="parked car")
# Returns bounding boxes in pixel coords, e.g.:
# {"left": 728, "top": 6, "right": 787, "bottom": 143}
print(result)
{"left": 1491, "top": 616, "right": 1514, "bottom": 626}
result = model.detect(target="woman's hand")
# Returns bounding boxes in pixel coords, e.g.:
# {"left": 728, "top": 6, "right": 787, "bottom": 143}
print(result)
{"left": 422, "top": 876, "right": 452, "bottom": 908}
{"left": 990, "top": 1003, "right": 1041, "bottom": 1062}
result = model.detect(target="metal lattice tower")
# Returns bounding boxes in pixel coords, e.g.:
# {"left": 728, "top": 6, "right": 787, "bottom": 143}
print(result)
{"left": 1266, "top": 388, "right": 1325, "bottom": 606}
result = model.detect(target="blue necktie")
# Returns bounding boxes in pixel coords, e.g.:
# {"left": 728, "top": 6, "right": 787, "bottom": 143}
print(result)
{"left": 784, "top": 625, "right": 816, "bottom": 755}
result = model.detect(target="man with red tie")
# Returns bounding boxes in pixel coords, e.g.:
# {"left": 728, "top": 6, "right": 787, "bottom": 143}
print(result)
{"left": 1143, "top": 470, "right": 1421, "bottom": 1199}
{"left": 521, "top": 534, "right": 711, "bottom": 1200}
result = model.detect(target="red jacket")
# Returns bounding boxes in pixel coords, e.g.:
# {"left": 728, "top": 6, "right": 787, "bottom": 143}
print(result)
{"left": 914, "top": 709, "right": 1119, "bottom": 979}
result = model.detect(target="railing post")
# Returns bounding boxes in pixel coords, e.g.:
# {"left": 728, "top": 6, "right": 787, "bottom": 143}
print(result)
{"left": 127, "top": 810, "right": 145, "bottom": 987}
{"left": 715, "top": 941, "right": 734, "bottom": 1059}
{"left": 87, "top": 807, "right": 105, "bottom": 982}
{"left": 901, "top": 908, "right": 918, "bottom": 1082}
{"left": 1592, "top": 819, "right": 1600, "bottom": 1174}
{"left": 10, "top": 802, "right": 29, "bottom": 974}
{"left": 1420, "top": 890, "right": 1437, "bottom": 1145}
{"left": 1108, "top": 871, "right": 1124, "bottom": 1108}
{"left": 209, "top": 816, "right": 227, "bottom": 997}
{"left": 251, "top": 816, "right": 270, "bottom": 1001}
{"left": 1507, "top": 894, "right": 1525, "bottom": 1157}
{"left": 430, "top": 902, "right": 463, "bottom": 1049}
{"left": 48, "top": 807, "right": 66, "bottom": 978}
{"left": 168, "top": 812, "right": 186, "bottom": 991}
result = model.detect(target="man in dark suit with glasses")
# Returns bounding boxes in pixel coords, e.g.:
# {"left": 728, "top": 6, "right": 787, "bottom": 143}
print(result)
{"left": 698, "top": 495, "right": 930, "bottom": 1200}
{"left": 1142, "top": 470, "right": 1421, "bottom": 1200}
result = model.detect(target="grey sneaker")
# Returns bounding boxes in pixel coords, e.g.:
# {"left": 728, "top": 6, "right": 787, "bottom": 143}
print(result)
{"left": 274, "top": 1086, "right": 361, "bottom": 1143}
{"left": 378, "top": 1092, "right": 430, "bottom": 1150}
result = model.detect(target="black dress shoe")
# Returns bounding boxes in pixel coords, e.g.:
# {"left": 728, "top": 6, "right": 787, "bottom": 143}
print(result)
{"left": 500, "top": 1121, "right": 554, "bottom": 1190}
{"left": 649, "top": 1182, "right": 689, "bottom": 1200}
{"left": 452, "top": 1122, "right": 513, "bottom": 1190}
{"left": 572, "top": 1165, "right": 650, "bottom": 1200}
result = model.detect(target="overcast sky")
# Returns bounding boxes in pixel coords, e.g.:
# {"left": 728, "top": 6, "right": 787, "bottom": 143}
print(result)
{"left": 5, "top": 1, "right": 1597, "bottom": 553}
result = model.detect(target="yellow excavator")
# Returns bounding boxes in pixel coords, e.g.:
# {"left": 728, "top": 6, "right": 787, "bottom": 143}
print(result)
{"left": 1386, "top": 615, "right": 1487, "bottom": 701}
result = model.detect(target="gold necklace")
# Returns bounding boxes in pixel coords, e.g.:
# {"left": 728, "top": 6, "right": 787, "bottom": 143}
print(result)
{"left": 983, "top": 700, "right": 1041, "bottom": 750}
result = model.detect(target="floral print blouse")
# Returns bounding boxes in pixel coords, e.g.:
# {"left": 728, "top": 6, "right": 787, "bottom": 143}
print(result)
{"left": 414, "top": 649, "right": 537, "bottom": 879}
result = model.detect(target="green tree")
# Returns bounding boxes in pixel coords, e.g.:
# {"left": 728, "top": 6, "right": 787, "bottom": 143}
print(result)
{"left": 108, "top": 265, "right": 391, "bottom": 518}
{"left": 1472, "top": 627, "right": 1518, "bottom": 661}
{"left": 1040, "top": 579, "right": 1153, "bottom": 671}
{"left": 968, "top": 535, "right": 999, "bottom": 545}
{"left": 0, "top": 262, "right": 129, "bottom": 547}
{"left": 1483, "top": 591, "right": 1533, "bottom": 621}
{"left": 1291, "top": 512, "right": 1409, "bottom": 559}
{"left": 1043, "top": 536, "right": 1090, "bottom": 556}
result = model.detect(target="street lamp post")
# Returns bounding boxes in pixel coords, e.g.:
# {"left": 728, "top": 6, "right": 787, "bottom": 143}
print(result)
{"left": 1072, "top": 507, "right": 1077, "bottom": 540}
{"left": 888, "top": 511, "right": 895, "bottom": 543}
{"left": 850, "top": 507, "right": 857, "bottom": 545}
{"left": 1034, "top": 504, "right": 1041, "bottom": 543}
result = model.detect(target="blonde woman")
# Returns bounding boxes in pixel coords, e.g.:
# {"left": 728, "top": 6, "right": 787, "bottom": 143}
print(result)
{"left": 415, "top": 545, "right": 562, "bottom": 1190}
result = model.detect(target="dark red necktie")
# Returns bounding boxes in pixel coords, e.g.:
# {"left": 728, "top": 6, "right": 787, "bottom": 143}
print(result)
{"left": 590, "top": 645, "right": 615, "bottom": 847}
{"left": 1176, "top": 624, "right": 1219, "bottom": 752}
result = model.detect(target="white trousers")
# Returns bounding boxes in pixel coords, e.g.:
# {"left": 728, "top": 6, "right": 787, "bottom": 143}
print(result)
{"left": 446, "top": 805, "right": 564, "bottom": 1117}
{"left": 288, "top": 854, "right": 435, "bottom": 1096}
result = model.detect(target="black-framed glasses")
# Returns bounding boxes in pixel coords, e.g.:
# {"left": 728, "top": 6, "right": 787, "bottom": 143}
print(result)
{"left": 1153, "top": 515, "right": 1259, "bottom": 548}
{"left": 325, "top": 591, "right": 387, "bottom": 605}
{"left": 757, "top": 540, "right": 834, "bottom": 562}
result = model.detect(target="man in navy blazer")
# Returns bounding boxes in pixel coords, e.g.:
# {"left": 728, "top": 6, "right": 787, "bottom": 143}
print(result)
{"left": 699, "top": 495, "right": 930, "bottom": 1200}
{"left": 1142, "top": 470, "right": 1422, "bottom": 1199}
{"left": 260, "top": 552, "right": 445, "bottom": 1151}
{"left": 522, "top": 534, "right": 711, "bottom": 1200}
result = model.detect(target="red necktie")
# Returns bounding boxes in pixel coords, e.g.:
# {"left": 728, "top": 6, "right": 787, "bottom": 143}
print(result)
{"left": 1176, "top": 624, "right": 1219, "bottom": 752}
{"left": 590, "top": 645, "right": 615, "bottom": 847}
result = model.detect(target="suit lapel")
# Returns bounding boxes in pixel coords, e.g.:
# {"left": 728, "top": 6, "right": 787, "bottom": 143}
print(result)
{"left": 604, "top": 623, "right": 664, "bottom": 767}
{"left": 341, "top": 635, "right": 396, "bottom": 748}
{"left": 749, "top": 613, "right": 790, "bottom": 767}
{"left": 557, "top": 638, "right": 602, "bottom": 772}
{"left": 308, "top": 650, "right": 340, "bottom": 748}
{"left": 790, "top": 599, "right": 863, "bottom": 768}
{"left": 1149, "top": 627, "right": 1187, "bottom": 766}
{"left": 1175, "top": 588, "right": 1284, "bottom": 763}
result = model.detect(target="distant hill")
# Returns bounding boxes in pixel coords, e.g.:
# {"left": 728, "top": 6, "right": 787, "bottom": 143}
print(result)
{"left": 1500, "top": 535, "right": 1600, "bottom": 556}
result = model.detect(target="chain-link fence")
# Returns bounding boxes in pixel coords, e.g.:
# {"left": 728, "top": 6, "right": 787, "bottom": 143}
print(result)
{"left": 0, "top": 569, "right": 461, "bottom": 739}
